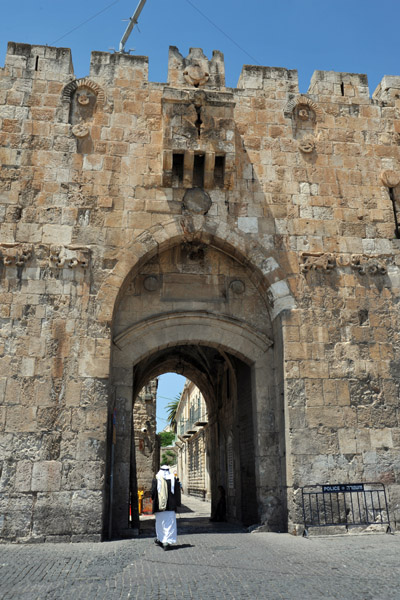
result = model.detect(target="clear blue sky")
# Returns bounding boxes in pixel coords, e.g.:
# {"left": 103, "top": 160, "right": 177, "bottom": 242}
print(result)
{"left": 1, "top": 0, "right": 399, "bottom": 93}
{"left": 1, "top": 0, "right": 399, "bottom": 426}
{"left": 156, "top": 373, "right": 186, "bottom": 432}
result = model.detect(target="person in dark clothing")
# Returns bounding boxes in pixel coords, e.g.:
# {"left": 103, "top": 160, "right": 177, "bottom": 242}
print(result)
{"left": 151, "top": 465, "right": 181, "bottom": 550}
{"left": 210, "top": 485, "right": 227, "bottom": 522}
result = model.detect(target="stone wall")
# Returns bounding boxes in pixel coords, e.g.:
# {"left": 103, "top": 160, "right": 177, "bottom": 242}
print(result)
{"left": 0, "top": 41, "right": 399, "bottom": 540}
{"left": 133, "top": 379, "right": 158, "bottom": 494}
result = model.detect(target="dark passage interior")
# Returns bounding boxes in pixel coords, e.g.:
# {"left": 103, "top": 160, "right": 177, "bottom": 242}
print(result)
{"left": 119, "top": 344, "right": 258, "bottom": 535}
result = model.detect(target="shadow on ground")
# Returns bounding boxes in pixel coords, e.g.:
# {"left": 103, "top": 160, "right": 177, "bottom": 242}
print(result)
{"left": 139, "top": 498, "right": 246, "bottom": 537}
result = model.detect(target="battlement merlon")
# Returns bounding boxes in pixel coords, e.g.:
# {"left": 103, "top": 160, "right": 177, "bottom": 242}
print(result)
{"left": 4, "top": 42, "right": 74, "bottom": 79}
{"left": 373, "top": 75, "right": 400, "bottom": 103}
{"left": 308, "top": 70, "right": 370, "bottom": 102}
{"left": 2, "top": 42, "right": 400, "bottom": 104}
{"left": 237, "top": 65, "right": 299, "bottom": 95}
{"left": 89, "top": 51, "right": 149, "bottom": 84}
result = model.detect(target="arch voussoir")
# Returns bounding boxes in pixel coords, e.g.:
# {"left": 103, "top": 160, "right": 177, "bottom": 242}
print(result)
{"left": 96, "top": 216, "right": 295, "bottom": 324}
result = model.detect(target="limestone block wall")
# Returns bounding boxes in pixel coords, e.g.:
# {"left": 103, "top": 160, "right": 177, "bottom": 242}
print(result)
{"left": 133, "top": 379, "right": 158, "bottom": 494}
{"left": 187, "top": 431, "right": 207, "bottom": 496}
{"left": 0, "top": 40, "right": 399, "bottom": 540}
{"left": 176, "top": 380, "right": 209, "bottom": 500}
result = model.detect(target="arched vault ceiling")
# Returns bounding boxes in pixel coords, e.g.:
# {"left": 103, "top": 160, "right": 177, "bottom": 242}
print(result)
{"left": 132, "top": 344, "right": 231, "bottom": 405}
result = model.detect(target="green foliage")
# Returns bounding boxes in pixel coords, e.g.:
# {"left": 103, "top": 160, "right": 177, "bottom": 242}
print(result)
{"left": 159, "top": 431, "right": 175, "bottom": 447}
{"left": 161, "top": 449, "right": 176, "bottom": 466}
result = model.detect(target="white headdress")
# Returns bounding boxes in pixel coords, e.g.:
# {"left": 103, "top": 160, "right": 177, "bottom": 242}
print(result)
{"left": 156, "top": 465, "right": 175, "bottom": 494}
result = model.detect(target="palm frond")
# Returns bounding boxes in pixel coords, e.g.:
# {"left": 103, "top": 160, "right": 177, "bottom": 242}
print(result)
{"left": 165, "top": 395, "right": 180, "bottom": 431}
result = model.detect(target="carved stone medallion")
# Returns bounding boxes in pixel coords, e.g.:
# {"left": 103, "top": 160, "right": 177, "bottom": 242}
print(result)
{"left": 143, "top": 276, "right": 159, "bottom": 292}
{"left": 284, "top": 95, "right": 323, "bottom": 120}
{"left": 72, "top": 123, "right": 90, "bottom": 138}
{"left": 77, "top": 92, "right": 90, "bottom": 105}
{"left": 229, "top": 279, "right": 245, "bottom": 294}
{"left": 182, "top": 188, "right": 212, "bottom": 214}
{"left": 380, "top": 170, "right": 400, "bottom": 188}
{"left": 183, "top": 64, "right": 210, "bottom": 87}
{"left": 299, "top": 135, "right": 315, "bottom": 153}
{"left": 297, "top": 107, "right": 311, "bottom": 121}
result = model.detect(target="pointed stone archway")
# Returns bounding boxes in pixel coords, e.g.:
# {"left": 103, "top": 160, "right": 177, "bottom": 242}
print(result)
{"left": 105, "top": 239, "right": 290, "bottom": 538}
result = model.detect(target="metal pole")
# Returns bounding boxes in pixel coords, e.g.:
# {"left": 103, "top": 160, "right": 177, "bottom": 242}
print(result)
{"left": 119, "top": 0, "right": 148, "bottom": 53}
{"left": 108, "top": 408, "right": 117, "bottom": 540}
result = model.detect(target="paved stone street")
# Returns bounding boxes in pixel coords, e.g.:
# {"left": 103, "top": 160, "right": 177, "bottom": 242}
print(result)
{"left": 0, "top": 495, "right": 398, "bottom": 600}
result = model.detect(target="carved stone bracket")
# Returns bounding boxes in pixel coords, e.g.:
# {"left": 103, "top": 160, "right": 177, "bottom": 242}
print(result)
{"left": 300, "top": 252, "right": 387, "bottom": 275}
{"left": 300, "top": 252, "right": 335, "bottom": 273}
{"left": 0, "top": 244, "right": 91, "bottom": 272}
{"left": 49, "top": 245, "right": 90, "bottom": 269}
{"left": 0, "top": 243, "right": 32, "bottom": 267}
{"left": 341, "top": 255, "right": 387, "bottom": 275}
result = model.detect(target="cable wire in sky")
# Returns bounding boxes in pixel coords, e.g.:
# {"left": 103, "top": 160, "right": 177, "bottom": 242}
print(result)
{"left": 183, "top": 0, "right": 261, "bottom": 65}
{"left": 50, "top": 0, "right": 121, "bottom": 46}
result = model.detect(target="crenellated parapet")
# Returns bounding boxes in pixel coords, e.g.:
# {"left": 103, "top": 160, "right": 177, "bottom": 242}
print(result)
{"left": 1, "top": 40, "right": 400, "bottom": 106}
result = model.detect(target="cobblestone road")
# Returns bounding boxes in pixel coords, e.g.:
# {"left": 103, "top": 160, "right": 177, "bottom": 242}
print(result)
{"left": 0, "top": 496, "right": 399, "bottom": 599}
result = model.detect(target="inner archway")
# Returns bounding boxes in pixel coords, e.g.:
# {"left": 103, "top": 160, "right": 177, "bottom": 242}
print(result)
{"left": 132, "top": 345, "right": 258, "bottom": 527}
{"left": 106, "top": 240, "right": 286, "bottom": 538}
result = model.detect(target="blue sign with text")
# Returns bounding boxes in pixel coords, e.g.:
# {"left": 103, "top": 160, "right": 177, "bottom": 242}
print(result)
{"left": 322, "top": 484, "right": 364, "bottom": 493}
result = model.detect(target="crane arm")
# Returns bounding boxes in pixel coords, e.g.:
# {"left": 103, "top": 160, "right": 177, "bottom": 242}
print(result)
{"left": 119, "top": 0, "right": 148, "bottom": 53}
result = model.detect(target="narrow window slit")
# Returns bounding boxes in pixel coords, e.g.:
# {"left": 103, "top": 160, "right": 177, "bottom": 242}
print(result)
{"left": 193, "top": 154, "right": 205, "bottom": 188}
{"left": 214, "top": 155, "right": 225, "bottom": 188}
{"left": 195, "top": 106, "right": 203, "bottom": 138}
{"left": 35, "top": 56, "right": 39, "bottom": 71}
{"left": 340, "top": 82, "right": 344, "bottom": 96}
{"left": 172, "top": 153, "right": 184, "bottom": 187}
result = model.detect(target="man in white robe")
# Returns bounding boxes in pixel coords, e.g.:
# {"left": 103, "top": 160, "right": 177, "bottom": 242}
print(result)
{"left": 151, "top": 465, "right": 181, "bottom": 550}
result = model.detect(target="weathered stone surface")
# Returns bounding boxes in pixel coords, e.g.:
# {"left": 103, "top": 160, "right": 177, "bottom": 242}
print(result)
{"left": 0, "top": 493, "right": 34, "bottom": 541}
{"left": 32, "top": 490, "right": 103, "bottom": 538}
{"left": 14, "top": 460, "right": 33, "bottom": 492}
{"left": 31, "top": 461, "right": 61, "bottom": 492}
{"left": 61, "top": 461, "right": 104, "bottom": 490}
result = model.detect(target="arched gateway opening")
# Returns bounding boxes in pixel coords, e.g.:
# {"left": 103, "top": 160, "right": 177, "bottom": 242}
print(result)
{"left": 105, "top": 240, "right": 286, "bottom": 538}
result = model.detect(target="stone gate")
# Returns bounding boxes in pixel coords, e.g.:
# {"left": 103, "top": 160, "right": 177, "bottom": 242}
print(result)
{"left": 0, "top": 42, "right": 399, "bottom": 541}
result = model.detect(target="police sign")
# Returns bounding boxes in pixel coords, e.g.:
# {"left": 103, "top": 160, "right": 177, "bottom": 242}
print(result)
{"left": 322, "top": 484, "right": 364, "bottom": 493}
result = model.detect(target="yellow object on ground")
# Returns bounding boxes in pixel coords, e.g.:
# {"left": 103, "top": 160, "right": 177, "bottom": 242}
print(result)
{"left": 138, "top": 490, "right": 144, "bottom": 515}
